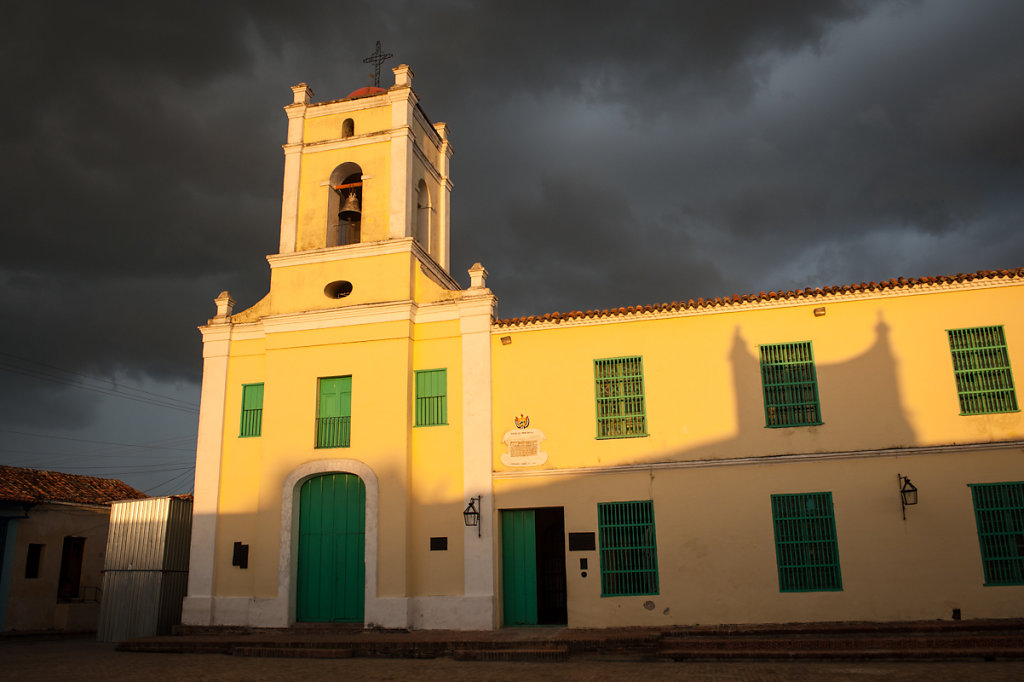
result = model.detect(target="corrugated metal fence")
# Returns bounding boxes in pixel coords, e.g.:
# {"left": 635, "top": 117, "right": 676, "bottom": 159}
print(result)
{"left": 97, "top": 496, "right": 192, "bottom": 642}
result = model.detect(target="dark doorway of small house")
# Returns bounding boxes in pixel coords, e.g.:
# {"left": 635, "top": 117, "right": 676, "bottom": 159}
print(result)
{"left": 501, "top": 507, "right": 567, "bottom": 626}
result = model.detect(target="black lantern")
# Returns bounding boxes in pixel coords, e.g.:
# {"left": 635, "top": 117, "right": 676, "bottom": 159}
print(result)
{"left": 898, "top": 474, "right": 918, "bottom": 520}
{"left": 463, "top": 496, "right": 481, "bottom": 537}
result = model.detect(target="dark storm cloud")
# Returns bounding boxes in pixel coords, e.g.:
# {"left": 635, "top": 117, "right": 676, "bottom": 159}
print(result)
{"left": 1, "top": 0, "right": 1022, "bottom": 447}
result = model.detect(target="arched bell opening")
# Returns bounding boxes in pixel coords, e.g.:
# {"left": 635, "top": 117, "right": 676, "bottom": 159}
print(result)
{"left": 415, "top": 180, "right": 431, "bottom": 254}
{"left": 341, "top": 118, "right": 354, "bottom": 139}
{"left": 327, "top": 163, "right": 363, "bottom": 247}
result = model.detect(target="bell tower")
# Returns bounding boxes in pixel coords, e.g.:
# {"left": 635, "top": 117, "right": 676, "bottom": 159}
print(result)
{"left": 277, "top": 65, "right": 453, "bottom": 271}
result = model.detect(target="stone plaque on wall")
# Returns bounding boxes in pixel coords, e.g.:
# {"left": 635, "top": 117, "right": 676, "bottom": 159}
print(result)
{"left": 500, "top": 428, "right": 547, "bottom": 467}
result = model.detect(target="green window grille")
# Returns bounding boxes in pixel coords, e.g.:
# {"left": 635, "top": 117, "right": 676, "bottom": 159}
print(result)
{"left": 770, "top": 492, "right": 842, "bottom": 592}
{"left": 969, "top": 482, "right": 1024, "bottom": 586}
{"left": 948, "top": 326, "right": 1018, "bottom": 415}
{"left": 414, "top": 369, "right": 447, "bottom": 426}
{"left": 594, "top": 356, "right": 647, "bottom": 439}
{"left": 759, "top": 341, "right": 822, "bottom": 428}
{"left": 316, "top": 376, "right": 351, "bottom": 448}
{"left": 239, "top": 383, "right": 263, "bottom": 438}
{"left": 597, "top": 500, "right": 659, "bottom": 596}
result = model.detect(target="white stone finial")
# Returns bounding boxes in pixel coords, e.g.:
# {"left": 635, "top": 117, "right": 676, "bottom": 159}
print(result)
{"left": 291, "top": 83, "right": 313, "bottom": 105}
{"left": 468, "top": 263, "right": 488, "bottom": 289}
{"left": 392, "top": 64, "right": 413, "bottom": 88}
{"left": 213, "top": 291, "right": 236, "bottom": 321}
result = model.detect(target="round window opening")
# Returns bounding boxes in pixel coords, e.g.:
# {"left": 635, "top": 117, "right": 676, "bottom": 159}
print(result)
{"left": 324, "top": 280, "right": 354, "bottom": 299}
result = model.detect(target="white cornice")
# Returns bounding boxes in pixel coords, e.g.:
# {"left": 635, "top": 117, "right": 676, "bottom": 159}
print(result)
{"left": 412, "top": 142, "right": 443, "bottom": 183}
{"left": 409, "top": 238, "right": 459, "bottom": 289}
{"left": 266, "top": 238, "right": 459, "bottom": 290}
{"left": 493, "top": 277, "right": 1024, "bottom": 333}
{"left": 300, "top": 133, "right": 390, "bottom": 154}
{"left": 493, "top": 439, "right": 1024, "bottom": 479}
{"left": 262, "top": 300, "right": 417, "bottom": 334}
{"left": 209, "top": 297, "right": 465, "bottom": 340}
{"left": 306, "top": 95, "right": 389, "bottom": 117}
{"left": 269, "top": 238, "right": 419, "bottom": 268}
{"left": 414, "top": 300, "right": 463, "bottom": 324}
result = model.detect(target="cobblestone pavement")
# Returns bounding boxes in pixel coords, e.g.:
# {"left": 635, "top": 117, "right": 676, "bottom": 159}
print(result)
{"left": 3, "top": 635, "right": 1024, "bottom": 681}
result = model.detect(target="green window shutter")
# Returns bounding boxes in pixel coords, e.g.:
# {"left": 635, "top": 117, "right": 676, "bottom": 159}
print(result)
{"left": 759, "top": 341, "right": 823, "bottom": 428}
{"left": 239, "top": 383, "right": 263, "bottom": 437}
{"left": 770, "top": 492, "right": 842, "bottom": 592}
{"left": 597, "top": 500, "right": 658, "bottom": 596}
{"left": 948, "top": 326, "right": 1019, "bottom": 415}
{"left": 414, "top": 369, "right": 447, "bottom": 426}
{"left": 316, "top": 376, "right": 351, "bottom": 448}
{"left": 594, "top": 356, "right": 648, "bottom": 439}
{"left": 969, "top": 482, "right": 1024, "bottom": 586}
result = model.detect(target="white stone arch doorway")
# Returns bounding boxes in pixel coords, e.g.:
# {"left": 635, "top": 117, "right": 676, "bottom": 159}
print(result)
{"left": 278, "top": 458, "right": 401, "bottom": 628}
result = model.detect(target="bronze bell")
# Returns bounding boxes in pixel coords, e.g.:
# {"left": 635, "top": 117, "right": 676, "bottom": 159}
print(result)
{"left": 338, "top": 191, "right": 361, "bottom": 221}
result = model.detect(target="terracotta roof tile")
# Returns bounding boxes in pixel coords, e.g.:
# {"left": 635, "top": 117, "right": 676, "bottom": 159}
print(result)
{"left": 493, "top": 268, "right": 1024, "bottom": 328}
{"left": 0, "top": 465, "right": 146, "bottom": 505}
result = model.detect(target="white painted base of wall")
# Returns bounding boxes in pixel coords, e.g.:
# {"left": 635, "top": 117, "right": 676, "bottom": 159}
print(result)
{"left": 181, "top": 595, "right": 494, "bottom": 630}
{"left": 180, "top": 596, "right": 214, "bottom": 626}
{"left": 409, "top": 596, "right": 494, "bottom": 630}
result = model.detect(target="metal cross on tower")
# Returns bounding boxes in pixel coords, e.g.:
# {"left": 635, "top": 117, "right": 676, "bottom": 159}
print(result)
{"left": 362, "top": 41, "right": 394, "bottom": 87}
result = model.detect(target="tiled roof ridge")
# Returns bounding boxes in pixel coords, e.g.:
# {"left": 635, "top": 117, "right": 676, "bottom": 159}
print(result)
{"left": 494, "top": 268, "right": 1024, "bottom": 328}
{"left": 0, "top": 464, "right": 147, "bottom": 505}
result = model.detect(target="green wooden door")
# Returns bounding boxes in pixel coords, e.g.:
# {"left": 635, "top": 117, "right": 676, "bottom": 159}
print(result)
{"left": 501, "top": 509, "right": 538, "bottom": 626}
{"left": 297, "top": 473, "right": 365, "bottom": 622}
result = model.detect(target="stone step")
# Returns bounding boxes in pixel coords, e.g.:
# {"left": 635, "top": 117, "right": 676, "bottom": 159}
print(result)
{"left": 453, "top": 647, "right": 569, "bottom": 662}
{"left": 233, "top": 646, "right": 354, "bottom": 659}
{"left": 660, "top": 646, "right": 1024, "bottom": 661}
{"left": 658, "top": 635, "right": 1024, "bottom": 651}
{"left": 660, "top": 620, "right": 1024, "bottom": 639}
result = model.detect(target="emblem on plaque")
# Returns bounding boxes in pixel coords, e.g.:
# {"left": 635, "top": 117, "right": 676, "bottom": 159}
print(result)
{"left": 514, "top": 414, "right": 530, "bottom": 429}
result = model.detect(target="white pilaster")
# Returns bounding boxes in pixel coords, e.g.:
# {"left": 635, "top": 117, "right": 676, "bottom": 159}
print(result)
{"left": 458, "top": 266, "right": 497, "bottom": 629}
{"left": 181, "top": 322, "right": 232, "bottom": 626}
{"left": 388, "top": 84, "right": 415, "bottom": 240}
{"left": 433, "top": 122, "right": 453, "bottom": 273}
{"left": 278, "top": 84, "right": 310, "bottom": 254}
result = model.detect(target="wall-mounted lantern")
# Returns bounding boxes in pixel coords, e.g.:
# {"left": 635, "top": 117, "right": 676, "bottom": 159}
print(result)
{"left": 463, "top": 496, "right": 481, "bottom": 537}
{"left": 898, "top": 474, "right": 918, "bottom": 520}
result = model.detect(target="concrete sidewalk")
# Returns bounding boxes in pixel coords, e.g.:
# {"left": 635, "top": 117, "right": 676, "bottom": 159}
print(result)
{"left": 117, "top": 618, "right": 1024, "bottom": 662}
{"left": 6, "top": 635, "right": 1024, "bottom": 682}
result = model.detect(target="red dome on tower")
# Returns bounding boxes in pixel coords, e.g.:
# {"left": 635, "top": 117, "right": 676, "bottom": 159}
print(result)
{"left": 344, "top": 86, "right": 387, "bottom": 99}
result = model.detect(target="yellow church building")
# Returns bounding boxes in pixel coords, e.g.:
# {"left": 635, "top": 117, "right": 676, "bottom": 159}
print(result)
{"left": 182, "top": 66, "right": 1023, "bottom": 631}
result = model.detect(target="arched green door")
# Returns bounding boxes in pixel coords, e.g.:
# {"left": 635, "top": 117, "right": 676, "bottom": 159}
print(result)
{"left": 297, "top": 473, "right": 366, "bottom": 622}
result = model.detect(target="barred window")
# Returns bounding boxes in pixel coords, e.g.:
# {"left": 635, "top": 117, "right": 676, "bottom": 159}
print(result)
{"left": 594, "top": 356, "right": 647, "bottom": 439}
{"left": 969, "top": 482, "right": 1024, "bottom": 586}
{"left": 239, "top": 383, "right": 263, "bottom": 438}
{"left": 415, "top": 369, "right": 447, "bottom": 426}
{"left": 598, "top": 500, "right": 658, "bottom": 596}
{"left": 316, "top": 376, "right": 351, "bottom": 448}
{"left": 759, "top": 342, "right": 822, "bottom": 428}
{"left": 948, "top": 326, "right": 1018, "bottom": 415}
{"left": 770, "top": 492, "right": 842, "bottom": 592}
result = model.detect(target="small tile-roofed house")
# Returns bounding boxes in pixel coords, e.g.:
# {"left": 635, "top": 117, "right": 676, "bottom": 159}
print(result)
{"left": 0, "top": 465, "right": 145, "bottom": 633}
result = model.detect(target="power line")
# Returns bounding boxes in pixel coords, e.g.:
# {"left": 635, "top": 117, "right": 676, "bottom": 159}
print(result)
{"left": 0, "top": 427, "right": 196, "bottom": 451}
{"left": 143, "top": 467, "right": 195, "bottom": 495}
{"left": 0, "top": 351, "right": 199, "bottom": 414}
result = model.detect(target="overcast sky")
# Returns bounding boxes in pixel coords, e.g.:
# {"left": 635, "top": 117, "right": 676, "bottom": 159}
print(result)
{"left": 1, "top": 0, "right": 1021, "bottom": 494}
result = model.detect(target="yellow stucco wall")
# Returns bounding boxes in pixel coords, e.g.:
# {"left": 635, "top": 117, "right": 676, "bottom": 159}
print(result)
{"left": 212, "top": 310, "right": 467, "bottom": 601}
{"left": 494, "top": 446, "right": 1022, "bottom": 627}
{"left": 491, "top": 284, "right": 1023, "bottom": 472}
{"left": 489, "top": 281, "right": 1023, "bottom": 627}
